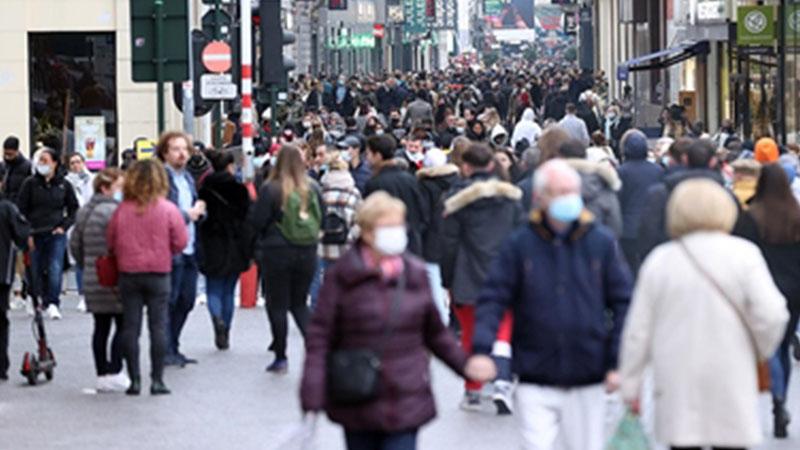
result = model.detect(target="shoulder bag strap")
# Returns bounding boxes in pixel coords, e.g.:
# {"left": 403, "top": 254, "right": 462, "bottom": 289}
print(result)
{"left": 678, "top": 239, "right": 762, "bottom": 359}
{"left": 378, "top": 268, "right": 407, "bottom": 356}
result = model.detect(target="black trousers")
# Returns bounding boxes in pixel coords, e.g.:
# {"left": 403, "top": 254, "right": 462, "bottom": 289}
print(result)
{"left": 119, "top": 273, "right": 169, "bottom": 380}
{"left": 92, "top": 313, "right": 124, "bottom": 376}
{"left": 260, "top": 245, "right": 316, "bottom": 360}
{"left": 0, "top": 283, "right": 10, "bottom": 377}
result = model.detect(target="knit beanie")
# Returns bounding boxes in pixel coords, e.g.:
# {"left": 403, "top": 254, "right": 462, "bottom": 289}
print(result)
{"left": 754, "top": 138, "right": 779, "bottom": 163}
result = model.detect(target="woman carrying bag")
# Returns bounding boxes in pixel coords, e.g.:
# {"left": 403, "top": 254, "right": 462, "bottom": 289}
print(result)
{"left": 300, "top": 192, "right": 494, "bottom": 450}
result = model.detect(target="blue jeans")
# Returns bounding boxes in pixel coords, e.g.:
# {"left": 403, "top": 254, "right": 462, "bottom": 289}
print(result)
{"left": 770, "top": 310, "right": 800, "bottom": 400}
{"left": 31, "top": 233, "right": 67, "bottom": 308}
{"left": 308, "top": 258, "right": 331, "bottom": 311}
{"left": 75, "top": 266, "right": 84, "bottom": 295}
{"left": 168, "top": 254, "right": 198, "bottom": 356}
{"left": 206, "top": 274, "right": 238, "bottom": 328}
{"left": 344, "top": 429, "right": 418, "bottom": 450}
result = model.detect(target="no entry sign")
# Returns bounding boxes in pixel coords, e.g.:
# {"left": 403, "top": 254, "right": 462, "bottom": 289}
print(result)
{"left": 202, "top": 41, "right": 232, "bottom": 73}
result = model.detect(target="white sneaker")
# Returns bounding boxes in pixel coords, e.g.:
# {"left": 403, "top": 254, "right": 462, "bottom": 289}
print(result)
{"left": 492, "top": 380, "right": 514, "bottom": 415}
{"left": 46, "top": 304, "right": 62, "bottom": 320}
{"left": 76, "top": 298, "right": 87, "bottom": 312}
{"left": 459, "top": 391, "right": 483, "bottom": 412}
{"left": 25, "top": 299, "right": 35, "bottom": 316}
{"left": 104, "top": 372, "right": 130, "bottom": 391}
{"left": 9, "top": 296, "right": 25, "bottom": 311}
{"left": 195, "top": 293, "right": 207, "bottom": 306}
{"left": 96, "top": 376, "right": 114, "bottom": 393}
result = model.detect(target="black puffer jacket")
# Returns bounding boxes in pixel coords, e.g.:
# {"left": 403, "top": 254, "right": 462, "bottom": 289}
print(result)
{"left": 417, "top": 164, "right": 460, "bottom": 264}
{"left": 198, "top": 171, "right": 253, "bottom": 276}
{"left": 4, "top": 155, "right": 31, "bottom": 204}
{"left": 17, "top": 173, "right": 79, "bottom": 234}
{"left": 441, "top": 173, "right": 524, "bottom": 304}
{"left": 0, "top": 198, "right": 30, "bottom": 285}
{"left": 364, "top": 161, "right": 428, "bottom": 256}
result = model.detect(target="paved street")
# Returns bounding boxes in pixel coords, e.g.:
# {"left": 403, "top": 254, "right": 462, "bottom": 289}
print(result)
{"left": 1, "top": 291, "right": 799, "bottom": 450}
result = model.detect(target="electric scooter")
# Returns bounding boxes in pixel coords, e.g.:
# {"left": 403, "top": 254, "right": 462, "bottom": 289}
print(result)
{"left": 19, "top": 252, "right": 55, "bottom": 385}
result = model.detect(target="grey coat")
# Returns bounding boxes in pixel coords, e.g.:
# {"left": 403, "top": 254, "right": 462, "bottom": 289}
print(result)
{"left": 69, "top": 194, "right": 122, "bottom": 314}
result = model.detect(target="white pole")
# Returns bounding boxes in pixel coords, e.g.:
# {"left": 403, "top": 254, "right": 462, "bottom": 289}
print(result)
{"left": 240, "top": 0, "right": 254, "bottom": 181}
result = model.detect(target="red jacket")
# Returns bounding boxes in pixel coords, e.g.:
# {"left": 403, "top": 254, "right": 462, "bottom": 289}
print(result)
{"left": 106, "top": 198, "right": 187, "bottom": 274}
{"left": 300, "top": 244, "right": 467, "bottom": 432}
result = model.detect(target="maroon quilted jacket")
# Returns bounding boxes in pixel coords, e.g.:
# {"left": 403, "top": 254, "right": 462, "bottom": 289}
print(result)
{"left": 300, "top": 244, "right": 468, "bottom": 432}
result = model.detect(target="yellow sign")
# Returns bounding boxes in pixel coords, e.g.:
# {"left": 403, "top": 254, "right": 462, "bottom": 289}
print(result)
{"left": 134, "top": 138, "right": 157, "bottom": 160}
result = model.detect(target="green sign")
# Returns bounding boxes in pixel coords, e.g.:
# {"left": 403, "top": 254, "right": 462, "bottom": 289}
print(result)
{"left": 787, "top": 4, "right": 800, "bottom": 46}
{"left": 130, "top": 0, "right": 189, "bottom": 82}
{"left": 326, "top": 32, "right": 375, "bottom": 50}
{"left": 737, "top": 5, "right": 775, "bottom": 47}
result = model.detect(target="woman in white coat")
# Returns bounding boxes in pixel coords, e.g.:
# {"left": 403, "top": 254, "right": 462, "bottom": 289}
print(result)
{"left": 619, "top": 178, "right": 788, "bottom": 450}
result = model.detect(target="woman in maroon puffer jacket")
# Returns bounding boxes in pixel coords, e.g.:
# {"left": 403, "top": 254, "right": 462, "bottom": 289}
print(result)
{"left": 300, "top": 192, "right": 494, "bottom": 450}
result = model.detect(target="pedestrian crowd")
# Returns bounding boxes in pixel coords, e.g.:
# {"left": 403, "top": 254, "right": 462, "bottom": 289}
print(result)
{"left": 1, "top": 62, "right": 799, "bottom": 450}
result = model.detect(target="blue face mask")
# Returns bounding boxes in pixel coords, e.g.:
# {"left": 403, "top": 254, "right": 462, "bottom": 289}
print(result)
{"left": 548, "top": 194, "right": 583, "bottom": 224}
{"left": 113, "top": 191, "right": 123, "bottom": 202}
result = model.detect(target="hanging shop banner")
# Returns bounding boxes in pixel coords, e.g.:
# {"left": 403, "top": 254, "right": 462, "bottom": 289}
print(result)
{"left": 737, "top": 5, "right": 775, "bottom": 47}
{"left": 483, "top": 0, "right": 534, "bottom": 30}
{"left": 74, "top": 115, "right": 106, "bottom": 170}
{"left": 787, "top": 4, "right": 800, "bottom": 47}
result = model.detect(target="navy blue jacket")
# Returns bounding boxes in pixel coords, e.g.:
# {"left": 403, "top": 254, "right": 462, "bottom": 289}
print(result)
{"left": 617, "top": 159, "right": 663, "bottom": 240}
{"left": 474, "top": 210, "right": 632, "bottom": 387}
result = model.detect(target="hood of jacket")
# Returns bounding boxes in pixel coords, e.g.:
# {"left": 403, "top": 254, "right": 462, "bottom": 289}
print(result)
{"left": 664, "top": 168, "right": 724, "bottom": 192}
{"left": 528, "top": 208, "right": 596, "bottom": 242}
{"left": 321, "top": 169, "right": 356, "bottom": 191}
{"left": 622, "top": 130, "right": 649, "bottom": 161}
{"left": 444, "top": 177, "right": 522, "bottom": 216}
{"left": 565, "top": 158, "right": 622, "bottom": 191}
{"left": 416, "top": 164, "right": 459, "bottom": 180}
{"left": 490, "top": 124, "right": 509, "bottom": 145}
{"left": 521, "top": 108, "right": 535, "bottom": 122}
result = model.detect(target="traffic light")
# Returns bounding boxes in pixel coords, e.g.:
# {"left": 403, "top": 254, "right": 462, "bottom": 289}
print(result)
{"left": 259, "top": 0, "right": 295, "bottom": 89}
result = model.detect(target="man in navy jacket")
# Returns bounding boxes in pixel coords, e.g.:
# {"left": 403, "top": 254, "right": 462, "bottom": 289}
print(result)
{"left": 472, "top": 159, "right": 632, "bottom": 450}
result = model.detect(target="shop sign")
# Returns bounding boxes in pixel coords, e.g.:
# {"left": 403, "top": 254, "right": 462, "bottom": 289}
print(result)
{"left": 135, "top": 138, "right": 156, "bottom": 161}
{"left": 737, "top": 5, "right": 775, "bottom": 47}
{"left": 786, "top": 4, "right": 800, "bottom": 46}
{"left": 74, "top": 116, "right": 106, "bottom": 170}
{"left": 697, "top": 0, "right": 727, "bottom": 22}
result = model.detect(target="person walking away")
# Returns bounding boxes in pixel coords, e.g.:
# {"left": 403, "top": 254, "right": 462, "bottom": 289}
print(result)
{"left": 364, "top": 135, "right": 428, "bottom": 257}
{"left": 17, "top": 148, "right": 79, "bottom": 320}
{"left": 731, "top": 159, "right": 761, "bottom": 208}
{"left": 510, "top": 108, "right": 542, "bottom": 151}
{"left": 310, "top": 157, "right": 362, "bottom": 310}
{"left": 248, "top": 145, "right": 323, "bottom": 374}
{"left": 197, "top": 150, "right": 252, "bottom": 351}
{"left": 441, "top": 144, "right": 524, "bottom": 413}
{"left": 734, "top": 164, "right": 800, "bottom": 438}
{"left": 65, "top": 152, "right": 95, "bottom": 312}
{"left": 617, "top": 130, "right": 663, "bottom": 275}
{"left": 157, "top": 131, "right": 206, "bottom": 367}
{"left": 69, "top": 168, "right": 129, "bottom": 392}
{"left": 416, "top": 148, "right": 459, "bottom": 325}
{"left": 3, "top": 136, "right": 31, "bottom": 204}
{"left": 300, "top": 192, "right": 495, "bottom": 450}
{"left": 558, "top": 103, "right": 590, "bottom": 148}
{"left": 620, "top": 179, "right": 787, "bottom": 450}
{"left": 0, "top": 183, "right": 30, "bottom": 381}
{"left": 586, "top": 131, "right": 618, "bottom": 167}
{"left": 472, "top": 159, "right": 632, "bottom": 450}
{"left": 106, "top": 159, "right": 188, "bottom": 396}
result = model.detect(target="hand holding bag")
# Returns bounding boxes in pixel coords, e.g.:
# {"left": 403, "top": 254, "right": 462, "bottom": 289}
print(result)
{"left": 679, "top": 240, "right": 770, "bottom": 392}
{"left": 326, "top": 271, "right": 406, "bottom": 405}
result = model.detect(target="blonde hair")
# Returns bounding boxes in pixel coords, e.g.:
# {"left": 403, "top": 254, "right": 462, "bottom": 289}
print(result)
{"left": 667, "top": 179, "right": 738, "bottom": 238}
{"left": 269, "top": 145, "right": 310, "bottom": 211}
{"left": 356, "top": 191, "right": 406, "bottom": 233}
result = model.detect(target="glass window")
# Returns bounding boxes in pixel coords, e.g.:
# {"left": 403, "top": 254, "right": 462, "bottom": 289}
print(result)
{"left": 29, "top": 32, "right": 117, "bottom": 169}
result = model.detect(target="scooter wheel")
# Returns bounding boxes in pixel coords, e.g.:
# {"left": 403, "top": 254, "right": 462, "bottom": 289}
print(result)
{"left": 26, "top": 356, "right": 38, "bottom": 386}
{"left": 44, "top": 348, "right": 55, "bottom": 381}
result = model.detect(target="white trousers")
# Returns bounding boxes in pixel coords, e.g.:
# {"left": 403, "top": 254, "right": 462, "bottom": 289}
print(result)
{"left": 516, "top": 383, "right": 606, "bottom": 450}
{"left": 424, "top": 263, "right": 449, "bottom": 326}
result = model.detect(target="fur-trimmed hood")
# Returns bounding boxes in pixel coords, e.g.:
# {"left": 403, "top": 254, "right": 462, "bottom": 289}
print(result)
{"left": 565, "top": 158, "right": 622, "bottom": 191}
{"left": 528, "top": 208, "right": 596, "bottom": 242}
{"left": 444, "top": 178, "right": 522, "bottom": 216}
{"left": 416, "top": 164, "right": 460, "bottom": 180}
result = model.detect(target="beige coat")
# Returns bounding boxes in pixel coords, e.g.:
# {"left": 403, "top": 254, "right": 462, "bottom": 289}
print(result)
{"left": 619, "top": 231, "right": 788, "bottom": 448}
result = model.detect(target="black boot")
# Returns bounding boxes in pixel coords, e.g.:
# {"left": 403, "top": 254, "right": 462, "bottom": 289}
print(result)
{"left": 150, "top": 378, "right": 171, "bottom": 395}
{"left": 126, "top": 376, "right": 141, "bottom": 396}
{"left": 774, "top": 398, "right": 791, "bottom": 438}
{"left": 221, "top": 326, "right": 230, "bottom": 350}
{"left": 213, "top": 317, "right": 226, "bottom": 350}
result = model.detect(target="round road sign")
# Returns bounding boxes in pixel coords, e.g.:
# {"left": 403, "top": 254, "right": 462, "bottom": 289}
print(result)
{"left": 202, "top": 41, "right": 232, "bottom": 73}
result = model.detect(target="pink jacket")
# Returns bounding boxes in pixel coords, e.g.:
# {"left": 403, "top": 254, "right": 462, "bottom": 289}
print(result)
{"left": 106, "top": 198, "right": 188, "bottom": 274}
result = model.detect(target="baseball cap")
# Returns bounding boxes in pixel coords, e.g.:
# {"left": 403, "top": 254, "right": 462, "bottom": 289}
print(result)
{"left": 336, "top": 135, "right": 361, "bottom": 149}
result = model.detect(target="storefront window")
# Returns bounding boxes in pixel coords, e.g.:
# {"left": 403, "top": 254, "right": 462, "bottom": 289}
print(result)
{"left": 29, "top": 32, "right": 117, "bottom": 169}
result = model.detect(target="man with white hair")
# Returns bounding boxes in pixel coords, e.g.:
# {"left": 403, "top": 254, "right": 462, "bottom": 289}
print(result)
{"left": 471, "top": 159, "right": 632, "bottom": 450}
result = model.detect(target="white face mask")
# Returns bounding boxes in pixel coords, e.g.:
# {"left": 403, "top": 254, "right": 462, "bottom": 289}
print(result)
{"left": 36, "top": 163, "right": 52, "bottom": 177}
{"left": 373, "top": 226, "right": 407, "bottom": 256}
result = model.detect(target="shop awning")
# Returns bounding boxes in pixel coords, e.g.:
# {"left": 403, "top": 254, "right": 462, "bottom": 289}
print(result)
{"left": 617, "top": 41, "right": 710, "bottom": 81}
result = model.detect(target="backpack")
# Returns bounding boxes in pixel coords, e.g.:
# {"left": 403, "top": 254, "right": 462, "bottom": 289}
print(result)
{"left": 321, "top": 194, "right": 350, "bottom": 245}
{"left": 276, "top": 190, "right": 322, "bottom": 245}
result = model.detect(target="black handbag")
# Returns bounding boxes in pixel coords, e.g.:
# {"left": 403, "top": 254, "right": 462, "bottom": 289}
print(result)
{"left": 326, "top": 272, "right": 406, "bottom": 405}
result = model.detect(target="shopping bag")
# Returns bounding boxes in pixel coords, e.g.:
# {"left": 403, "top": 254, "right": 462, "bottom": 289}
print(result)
{"left": 606, "top": 411, "right": 650, "bottom": 450}
{"left": 271, "top": 414, "right": 318, "bottom": 450}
